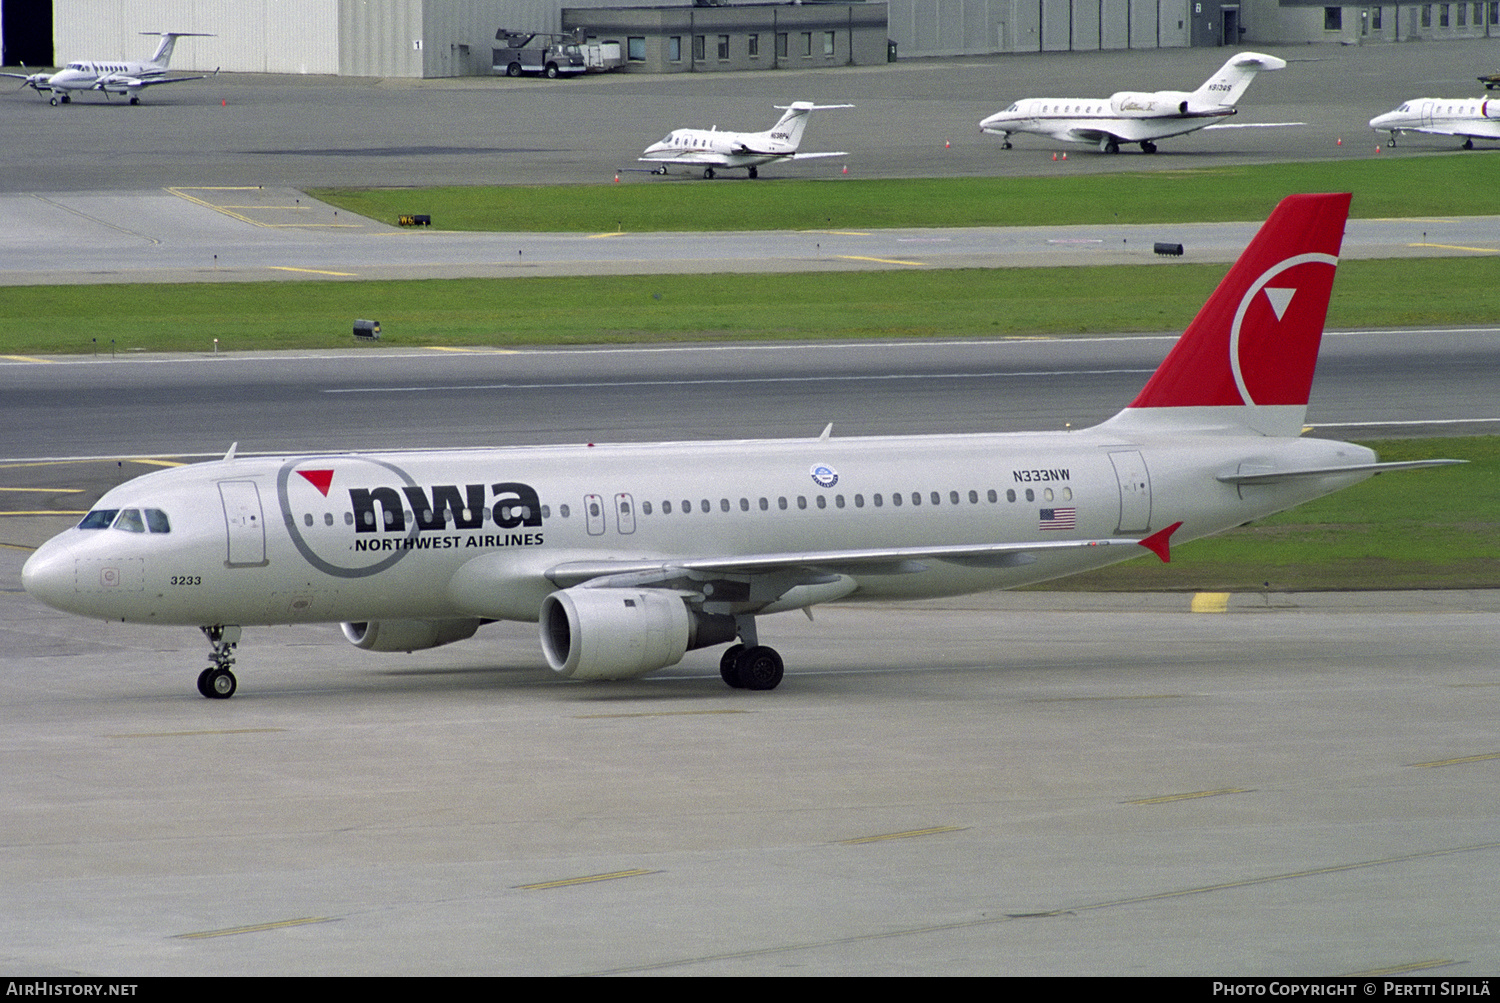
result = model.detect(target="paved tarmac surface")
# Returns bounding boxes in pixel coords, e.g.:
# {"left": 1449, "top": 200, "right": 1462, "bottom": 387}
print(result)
{"left": 2, "top": 187, "right": 1497, "bottom": 284}
{"left": 3, "top": 540, "right": 1497, "bottom": 976}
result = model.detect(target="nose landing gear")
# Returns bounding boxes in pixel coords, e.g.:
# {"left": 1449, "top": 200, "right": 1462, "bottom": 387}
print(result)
{"left": 197, "top": 625, "right": 242, "bottom": 699}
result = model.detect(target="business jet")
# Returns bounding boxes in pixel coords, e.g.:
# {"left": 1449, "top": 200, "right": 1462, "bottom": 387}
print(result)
{"left": 22, "top": 193, "right": 1457, "bottom": 699}
{"left": 3, "top": 32, "right": 214, "bottom": 106}
{"left": 979, "top": 51, "right": 1286, "bottom": 154}
{"left": 639, "top": 101, "right": 852, "bottom": 178}
{"left": 1369, "top": 97, "right": 1500, "bottom": 149}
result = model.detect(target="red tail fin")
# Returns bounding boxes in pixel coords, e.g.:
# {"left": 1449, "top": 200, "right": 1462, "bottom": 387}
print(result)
{"left": 1107, "top": 193, "right": 1350, "bottom": 437}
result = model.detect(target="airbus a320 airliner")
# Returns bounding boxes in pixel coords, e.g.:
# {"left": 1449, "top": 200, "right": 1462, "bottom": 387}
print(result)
{"left": 22, "top": 194, "right": 1456, "bottom": 699}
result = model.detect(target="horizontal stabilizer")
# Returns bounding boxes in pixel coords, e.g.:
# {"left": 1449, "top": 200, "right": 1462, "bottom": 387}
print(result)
{"left": 1216, "top": 459, "right": 1464, "bottom": 485}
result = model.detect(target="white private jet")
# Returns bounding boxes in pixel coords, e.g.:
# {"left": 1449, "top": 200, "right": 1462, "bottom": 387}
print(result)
{"left": 4, "top": 32, "right": 215, "bottom": 106}
{"left": 1369, "top": 97, "right": 1500, "bottom": 149}
{"left": 980, "top": 51, "right": 1287, "bottom": 154}
{"left": 22, "top": 193, "right": 1458, "bottom": 699}
{"left": 639, "top": 101, "right": 852, "bottom": 179}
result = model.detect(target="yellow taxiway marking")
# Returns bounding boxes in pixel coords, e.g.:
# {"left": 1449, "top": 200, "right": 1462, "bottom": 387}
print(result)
{"left": 840, "top": 826, "right": 967, "bottom": 845}
{"left": 574, "top": 708, "right": 750, "bottom": 719}
{"left": 1410, "top": 242, "right": 1499, "bottom": 254}
{"left": 426, "top": 346, "right": 519, "bottom": 354}
{"left": 268, "top": 266, "right": 359, "bottom": 277}
{"left": 166, "top": 187, "right": 266, "bottom": 227}
{"left": 1190, "top": 592, "right": 1230, "bottom": 613}
{"left": 1126, "top": 788, "right": 1249, "bottom": 805}
{"left": 133, "top": 459, "right": 186, "bottom": 468}
{"left": 835, "top": 254, "right": 925, "bottom": 267}
{"left": 0, "top": 487, "right": 83, "bottom": 493}
{"left": 1411, "top": 752, "right": 1500, "bottom": 768}
{"left": 517, "top": 869, "right": 658, "bottom": 891}
{"left": 587, "top": 231, "right": 626, "bottom": 238}
{"left": 109, "top": 728, "right": 288, "bottom": 739}
{"left": 0, "top": 355, "right": 53, "bottom": 364}
{"left": 177, "top": 917, "right": 335, "bottom": 939}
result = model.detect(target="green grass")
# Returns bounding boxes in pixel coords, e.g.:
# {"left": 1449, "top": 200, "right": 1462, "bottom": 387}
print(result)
{"left": 310, "top": 155, "right": 1500, "bottom": 233}
{"left": 1053, "top": 438, "right": 1500, "bottom": 592}
{"left": 6, "top": 257, "right": 1500, "bottom": 356}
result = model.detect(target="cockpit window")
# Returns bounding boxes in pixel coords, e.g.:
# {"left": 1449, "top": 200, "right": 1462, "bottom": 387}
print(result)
{"left": 78, "top": 509, "right": 119, "bottom": 530}
{"left": 144, "top": 508, "right": 171, "bottom": 533}
{"left": 113, "top": 509, "right": 146, "bottom": 533}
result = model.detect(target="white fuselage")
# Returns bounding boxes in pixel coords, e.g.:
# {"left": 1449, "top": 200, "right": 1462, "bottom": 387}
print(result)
{"left": 979, "top": 94, "right": 1234, "bottom": 147}
{"left": 46, "top": 59, "right": 166, "bottom": 96}
{"left": 1369, "top": 98, "right": 1500, "bottom": 143}
{"left": 21, "top": 428, "right": 1374, "bottom": 630}
{"left": 640, "top": 126, "right": 797, "bottom": 170}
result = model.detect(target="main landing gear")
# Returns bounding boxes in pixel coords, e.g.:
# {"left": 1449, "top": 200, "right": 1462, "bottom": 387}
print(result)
{"left": 197, "top": 624, "right": 242, "bottom": 699}
{"left": 1100, "top": 137, "right": 1121, "bottom": 154}
{"left": 1140, "top": 140, "right": 1157, "bottom": 154}
{"left": 702, "top": 167, "right": 716, "bottom": 179}
{"left": 716, "top": 616, "right": 784, "bottom": 691}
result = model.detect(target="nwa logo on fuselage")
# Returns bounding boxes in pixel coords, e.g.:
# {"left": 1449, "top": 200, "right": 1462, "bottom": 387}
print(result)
{"left": 277, "top": 457, "right": 545, "bottom": 580}
{"left": 350, "top": 483, "right": 541, "bottom": 533}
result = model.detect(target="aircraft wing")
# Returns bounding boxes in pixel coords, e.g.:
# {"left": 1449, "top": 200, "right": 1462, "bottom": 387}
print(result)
{"left": 638, "top": 152, "right": 731, "bottom": 167}
{"left": 100, "top": 72, "right": 216, "bottom": 91}
{"left": 545, "top": 536, "right": 1144, "bottom": 589}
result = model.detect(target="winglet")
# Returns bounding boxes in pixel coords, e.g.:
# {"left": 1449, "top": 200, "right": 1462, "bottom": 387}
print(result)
{"left": 1137, "top": 521, "right": 1183, "bottom": 563}
{"left": 223, "top": 441, "right": 237, "bottom": 461}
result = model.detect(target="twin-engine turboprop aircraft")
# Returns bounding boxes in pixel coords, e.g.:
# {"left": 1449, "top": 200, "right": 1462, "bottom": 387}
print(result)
{"left": 3, "top": 32, "right": 215, "bottom": 106}
{"left": 22, "top": 194, "right": 1457, "bottom": 699}
{"left": 639, "top": 101, "right": 852, "bottom": 178}
{"left": 1369, "top": 97, "right": 1500, "bottom": 149}
{"left": 979, "top": 51, "right": 1285, "bottom": 154}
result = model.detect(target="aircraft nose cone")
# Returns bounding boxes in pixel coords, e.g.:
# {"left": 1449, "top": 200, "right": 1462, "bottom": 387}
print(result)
{"left": 1369, "top": 112, "right": 1394, "bottom": 129}
{"left": 22, "top": 537, "right": 76, "bottom": 611}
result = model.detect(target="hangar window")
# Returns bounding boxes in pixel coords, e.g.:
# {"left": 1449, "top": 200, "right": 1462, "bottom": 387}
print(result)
{"left": 748, "top": 34, "right": 760, "bottom": 58}
{"left": 1440, "top": 3, "right": 1450, "bottom": 24}
{"left": 628, "top": 37, "right": 646, "bottom": 61}
{"left": 1421, "top": 5, "right": 1432, "bottom": 26}
{"left": 800, "top": 32, "right": 812, "bottom": 57}
{"left": 823, "top": 31, "right": 836, "bottom": 56}
{"left": 718, "top": 35, "right": 730, "bottom": 60}
{"left": 669, "top": 36, "right": 681, "bottom": 62}
{"left": 1459, "top": 3, "right": 1467, "bottom": 24}
{"left": 776, "top": 33, "right": 788, "bottom": 57}
{"left": 1324, "top": 6, "right": 1343, "bottom": 28}
{"left": 693, "top": 35, "right": 705, "bottom": 61}
{"left": 79, "top": 509, "right": 119, "bottom": 529}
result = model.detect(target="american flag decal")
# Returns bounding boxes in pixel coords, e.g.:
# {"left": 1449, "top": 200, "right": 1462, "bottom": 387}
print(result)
{"left": 1039, "top": 507, "right": 1076, "bottom": 530}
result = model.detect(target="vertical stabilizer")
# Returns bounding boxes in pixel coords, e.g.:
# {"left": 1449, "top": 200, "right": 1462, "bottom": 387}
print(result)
{"left": 1190, "top": 51, "right": 1287, "bottom": 108}
{"left": 142, "top": 32, "right": 213, "bottom": 69}
{"left": 1101, "top": 192, "right": 1351, "bottom": 438}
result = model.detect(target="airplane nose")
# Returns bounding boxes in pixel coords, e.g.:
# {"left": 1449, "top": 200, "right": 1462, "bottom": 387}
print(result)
{"left": 22, "top": 536, "right": 77, "bottom": 612}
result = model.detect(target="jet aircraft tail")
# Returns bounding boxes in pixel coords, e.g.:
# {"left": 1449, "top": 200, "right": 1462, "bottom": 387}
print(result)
{"left": 1189, "top": 51, "right": 1287, "bottom": 108}
{"left": 1100, "top": 192, "right": 1350, "bottom": 438}
{"left": 767, "top": 101, "right": 853, "bottom": 149}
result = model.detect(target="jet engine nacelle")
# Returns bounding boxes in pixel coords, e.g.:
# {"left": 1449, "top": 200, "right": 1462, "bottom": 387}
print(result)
{"left": 341, "top": 618, "right": 483, "bottom": 652}
{"left": 1110, "top": 90, "right": 1197, "bottom": 117}
{"left": 540, "top": 587, "right": 735, "bottom": 681}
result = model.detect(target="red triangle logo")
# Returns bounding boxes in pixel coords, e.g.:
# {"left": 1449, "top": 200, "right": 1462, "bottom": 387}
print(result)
{"left": 298, "top": 469, "right": 334, "bottom": 496}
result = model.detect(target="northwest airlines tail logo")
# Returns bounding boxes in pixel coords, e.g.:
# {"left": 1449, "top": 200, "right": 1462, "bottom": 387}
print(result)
{"left": 276, "top": 458, "right": 544, "bottom": 578}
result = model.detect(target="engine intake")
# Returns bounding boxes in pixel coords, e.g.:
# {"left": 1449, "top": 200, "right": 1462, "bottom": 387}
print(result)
{"left": 541, "top": 587, "right": 732, "bottom": 680}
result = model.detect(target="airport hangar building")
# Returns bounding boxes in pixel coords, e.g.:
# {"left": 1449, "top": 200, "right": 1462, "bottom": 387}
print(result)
{"left": 3, "top": 0, "right": 1496, "bottom": 76}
